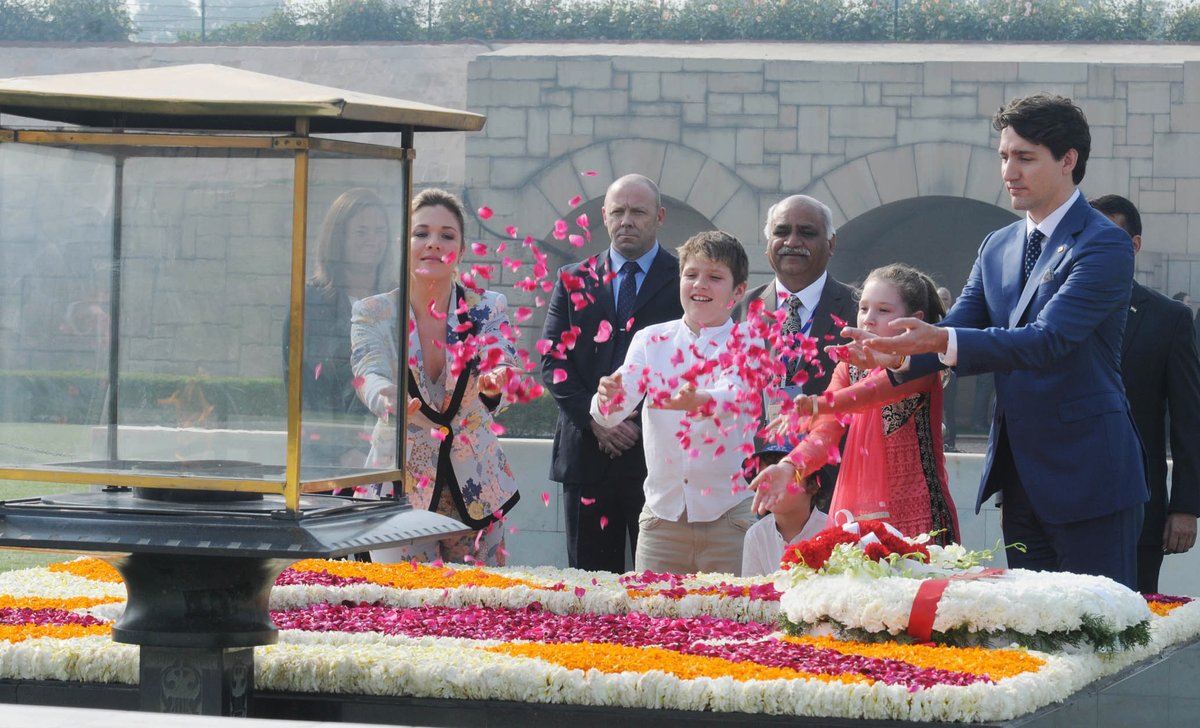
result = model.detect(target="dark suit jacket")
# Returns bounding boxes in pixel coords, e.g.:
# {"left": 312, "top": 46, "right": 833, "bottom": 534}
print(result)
{"left": 541, "top": 246, "right": 683, "bottom": 483}
{"left": 908, "top": 194, "right": 1147, "bottom": 524}
{"left": 732, "top": 275, "right": 859, "bottom": 395}
{"left": 1121, "top": 282, "right": 1200, "bottom": 546}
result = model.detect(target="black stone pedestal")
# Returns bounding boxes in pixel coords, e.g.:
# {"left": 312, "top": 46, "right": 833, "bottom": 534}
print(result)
{"left": 110, "top": 551, "right": 290, "bottom": 717}
{"left": 140, "top": 646, "right": 254, "bottom": 716}
{"left": 0, "top": 489, "right": 472, "bottom": 718}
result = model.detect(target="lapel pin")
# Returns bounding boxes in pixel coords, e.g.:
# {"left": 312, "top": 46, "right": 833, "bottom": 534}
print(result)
{"left": 1041, "top": 271, "right": 1053, "bottom": 283}
{"left": 1055, "top": 244, "right": 1065, "bottom": 254}
{"left": 1130, "top": 305, "right": 1138, "bottom": 313}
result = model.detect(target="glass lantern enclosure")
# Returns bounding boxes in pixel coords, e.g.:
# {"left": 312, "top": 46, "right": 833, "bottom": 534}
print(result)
{"left": 0, "top": 64, "right": 486, "bottom": 516}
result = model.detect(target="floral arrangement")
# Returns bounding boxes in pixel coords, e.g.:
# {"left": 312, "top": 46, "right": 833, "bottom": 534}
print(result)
{"left": 0, "top": 557, "right": 1197, "bottom": 723}
{"left": 776, "top": 520, "right": 1153, "bottom": 652}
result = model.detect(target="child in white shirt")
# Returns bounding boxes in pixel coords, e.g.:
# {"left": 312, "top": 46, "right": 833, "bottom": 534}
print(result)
{"left": 741, "top": 443, "right": 828, "bottom": 577}
{"left": 591, "top": 231, "right": 761, "bottom": 575}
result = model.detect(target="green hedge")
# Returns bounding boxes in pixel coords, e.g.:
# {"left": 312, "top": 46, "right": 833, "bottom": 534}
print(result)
{"left": 0, "top": 370, "right": 563, "bottom": 437}
{"left": 0, "top": 371, "right": 284, "bottom": 427}
{"left": 179, "top": 0, "right": 1200, "bottom": 44}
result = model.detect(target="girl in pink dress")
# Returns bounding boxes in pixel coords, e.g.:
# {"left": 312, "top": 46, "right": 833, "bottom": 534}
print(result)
{"left": 751, "top": 263, "right": 959, "bottom": 544}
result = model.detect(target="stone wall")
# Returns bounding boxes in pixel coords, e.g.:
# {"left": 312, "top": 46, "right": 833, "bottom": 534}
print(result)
{"left": 6, "top": 42, "right": 1200, "bottom": 409}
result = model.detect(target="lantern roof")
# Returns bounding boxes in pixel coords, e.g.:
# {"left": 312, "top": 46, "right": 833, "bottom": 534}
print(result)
{"left": 0, "top": 63, "right": 486, "bottom": 134}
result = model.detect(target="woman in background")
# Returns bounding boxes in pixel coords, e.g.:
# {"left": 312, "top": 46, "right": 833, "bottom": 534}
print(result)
{"left": 352, "top": 188, "right": 520, "bottom": 565}
{"left": 285, "top": 188, "right": 390, "bottom": 470}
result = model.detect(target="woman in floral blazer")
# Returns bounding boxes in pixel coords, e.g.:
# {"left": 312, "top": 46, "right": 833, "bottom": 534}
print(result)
{"left": 351, "top": 189, "right": 520, "bottom": 565}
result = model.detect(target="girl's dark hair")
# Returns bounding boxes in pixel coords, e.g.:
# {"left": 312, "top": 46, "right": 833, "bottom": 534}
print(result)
{"left": 865, "top": 263, "right": 946, "bottom": 324}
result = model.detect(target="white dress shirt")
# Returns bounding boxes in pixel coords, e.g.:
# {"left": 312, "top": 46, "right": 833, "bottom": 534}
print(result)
{"left": 775, "top": 271, "right": 827, "bottom": 329}
{"left": 741, "top": 509, "right": 829, "bottom": 577}
{"left": 589, "top": 318, "right": 759, "bottom": 522}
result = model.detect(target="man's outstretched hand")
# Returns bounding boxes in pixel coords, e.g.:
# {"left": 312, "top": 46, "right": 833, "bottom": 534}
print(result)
{"left": 838, "top": 317, "right": 949, "bottom": 367}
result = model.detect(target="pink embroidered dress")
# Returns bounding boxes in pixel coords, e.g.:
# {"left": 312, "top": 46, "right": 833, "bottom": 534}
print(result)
{"left": 784, "top": 362, "right": 959, "bottom": 544}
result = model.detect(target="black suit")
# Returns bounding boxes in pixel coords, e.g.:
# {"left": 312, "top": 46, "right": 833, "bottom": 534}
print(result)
{"left": 1121, "top": 282, "right": 1200, "bottom": 593}
{"left": 541, "top": 246, "right": 683, "bottom": 572}
{"left": 732, "top": 275, "right": 858, "bottom": 506}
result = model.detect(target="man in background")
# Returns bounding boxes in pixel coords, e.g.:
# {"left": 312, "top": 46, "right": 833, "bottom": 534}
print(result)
{"left": 733, "top": 194, "right": 857, "bottom": 508}
{"left": 541, "top": 174, "right": 683, "bottom": 572}
{"left": 1091, "top": 194, "right": 1200, "bottom": 593}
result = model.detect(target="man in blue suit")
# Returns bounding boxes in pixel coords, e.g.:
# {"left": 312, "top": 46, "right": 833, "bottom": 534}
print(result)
{"left": 847, "top": 94, "right": 1148, "bottom": 589}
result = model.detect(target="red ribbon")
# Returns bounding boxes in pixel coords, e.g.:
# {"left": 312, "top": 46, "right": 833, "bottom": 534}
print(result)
{"left": 907, "top": 567, "right": 1006, "bottom": 644}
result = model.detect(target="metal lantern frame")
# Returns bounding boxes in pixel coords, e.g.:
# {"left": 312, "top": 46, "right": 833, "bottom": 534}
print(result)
{"left": 0, "top": 64, "right": 486, "bottom": 513}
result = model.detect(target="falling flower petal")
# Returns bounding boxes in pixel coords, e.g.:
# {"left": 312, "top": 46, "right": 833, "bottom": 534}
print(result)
{"left": 568, "top": 195, "right": 582, "bottom": 207}
{"left": 477, "top": 206, "right": 494, "bottom": 220}
{"left": 582, "top": 170, "right": 598, "bottom": 176}
{"left": 594, "top": 320, "right": 613, "bottom": 343}
{"left": 599, "top": 516, "right": 609, "bottom": 530}
{"left": 313, "top": 362, "right": 323, "bottom": 381}
{"left": 553, "top": 219, "right": 569, "bottom": 240}
{"left": 505, "top": 225, "right": 519, "bottom": 237}
{"left": 472, "top": 242, "right": 488, "bottom": 257}
{"left": 580, "top": 497, "right": 596, "bottom": 506}
{"left": 540, "top": 491, "right": 551, "bottom": 507}
{"left": 552, "top": 369, "right": 568, "bottom": 384}
{"left": 569, "top": 234, "right": 586, "bottom": 248}
{"left": 576, "top": 213, "right": 589, "bottom": 229}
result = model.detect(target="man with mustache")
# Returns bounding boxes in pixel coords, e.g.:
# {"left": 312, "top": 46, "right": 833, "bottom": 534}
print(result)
{"left": 734, "top": 195, "right": 857, "bottom": 508}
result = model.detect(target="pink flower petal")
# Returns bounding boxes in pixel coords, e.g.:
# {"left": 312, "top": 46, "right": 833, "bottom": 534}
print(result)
{"left": 580, "top": 497, "right": 596, "bottom": 505}
{"left": 505, "top": 225, "right": 519, "bottom": 237}
{"left": 599, "top": 516, "right": 609, "bottom": 530}
{"left": 552, "top": 369, "right": 568, "bottom": 384}
{"left": 540, "top": 491, "right": 551, "bottom": 507}
{"left": 471, "top": 242, "right": 488, "bottom": 256}
{"left": 477, "top": 206, "right": 494, "bottom": 220}
{"left": 593, "top": 319, "right": 613, "bottom": 343}
{"left": 313, "top": 362, "right": 323, "bottom": 381}
{"left": 568, "top": 195, "right": 582, "bottom": 207}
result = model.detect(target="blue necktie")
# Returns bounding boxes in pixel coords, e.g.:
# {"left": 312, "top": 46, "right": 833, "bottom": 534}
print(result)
{"left": 1022, "top": 228, "right": 1045, "bottom": 286}
{"left": 616, "top": 261, "right": 639, "bottom": 331}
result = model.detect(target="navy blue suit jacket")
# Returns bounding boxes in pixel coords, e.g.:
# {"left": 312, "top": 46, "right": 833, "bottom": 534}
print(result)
{"left": 908, "top": 193, "right": 1148, "bottom": 524}
{"left": 541, "top": 246, "right": 683, "bottom": 484}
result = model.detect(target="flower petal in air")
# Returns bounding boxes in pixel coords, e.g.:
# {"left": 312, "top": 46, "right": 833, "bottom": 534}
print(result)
{"left": 477, "top": 206, "right": 494, "bottom": 220}
{"left": 594, "top": 320, "right": 613, "bottom": 343}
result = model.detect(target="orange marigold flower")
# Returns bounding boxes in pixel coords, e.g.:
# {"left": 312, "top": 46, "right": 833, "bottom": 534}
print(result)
{"left": 0, "top": 623, "right": 111, "bottom": 644}
{"left": 288, "top": 559, "right": 543, "bottom": 591}
{"left": 1148, "top": 601, "right": 1185, "bottom": 617}
{"left": 48, "top": 558, "right": 123, "bottom": 583}
{"left": 785, "top": 635, "right": 1045, "bottom": 679}
{"left": 487, "top": 641, "right": 871, "bottom": 685}
{"left": 0, "top": 595, "right": 123, "bottom": 610}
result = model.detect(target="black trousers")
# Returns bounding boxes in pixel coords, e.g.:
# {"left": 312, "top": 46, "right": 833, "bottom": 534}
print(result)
{"left": 562, "top": 452, "right": 646, "bottom": 573}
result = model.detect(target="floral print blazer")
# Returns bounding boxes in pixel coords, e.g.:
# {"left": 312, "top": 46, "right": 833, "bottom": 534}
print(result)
{"left": 351, "top": 286, "right": 521, "bottom": 527}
